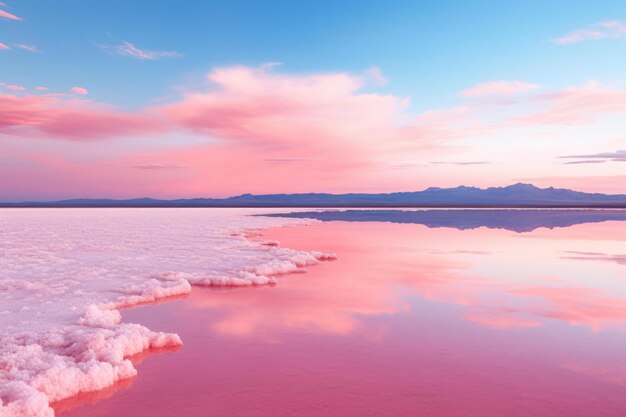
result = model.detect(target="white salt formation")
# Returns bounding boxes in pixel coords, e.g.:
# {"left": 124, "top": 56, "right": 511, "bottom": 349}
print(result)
{"left": 0, "top": 208, "right": 334, "bottom": 417}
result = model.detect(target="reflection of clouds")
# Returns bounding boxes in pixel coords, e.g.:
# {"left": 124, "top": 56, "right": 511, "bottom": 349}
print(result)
{"left": 189, "top": 274, "right": 409, "bottom": 337}
{"left": 189, "top": 220, "right": 626, "bottom": 338}
{"left": 510, "top": 286, "right": 626, "bottom": 330}
{"left": 563, "top": 363, "right": 626, "bottom": 385}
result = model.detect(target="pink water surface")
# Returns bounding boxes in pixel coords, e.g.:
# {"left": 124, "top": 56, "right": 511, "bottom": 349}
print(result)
{"left": 55, "top": 220, "right": 626, "bottom": 417}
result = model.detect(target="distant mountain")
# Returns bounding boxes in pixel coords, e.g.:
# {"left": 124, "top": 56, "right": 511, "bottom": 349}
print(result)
{"left": 2, "top": 183, "right": 626, "bottom": 208}
{"left": 263, "top": 209, "right": 626, "bottom": 233}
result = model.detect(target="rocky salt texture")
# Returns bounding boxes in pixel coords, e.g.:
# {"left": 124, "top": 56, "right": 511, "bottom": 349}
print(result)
{"left": 0, "top": 208, "right": 334, "bottom": 417}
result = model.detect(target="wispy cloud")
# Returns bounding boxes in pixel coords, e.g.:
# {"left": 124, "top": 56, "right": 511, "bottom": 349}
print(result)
{"left": 0, "top": 5, "right": 21, "bottom": 21}
{"left": 553, "top": 20, "right": 626, "bottom": 45}
{"left": 1, "top": 82, "right": 25, "bottom": 91}
{"left": 562, "top": 160, "right": 606, "bottom": 165}
{"left": 70, "top": 86, "right": 88, "bottom": 95}
{"left": 103, "top": 41, "right": 183, "bottom": 60}
{"left": 15, "top": 43, "right": 37, "bottom": 52}
{"left": 0, "top": 42, "right": 10, "bottom": 50}
{"left": 461, "top": 80, "right": 541, "bottom": 98}
{"left": 559, "top": 150, "right": 626, "bottom": 164}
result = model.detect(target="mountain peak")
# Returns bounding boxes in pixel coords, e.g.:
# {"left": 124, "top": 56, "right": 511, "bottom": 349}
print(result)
{"left": 504, "top": 183, "right": 540, "bottom": 191}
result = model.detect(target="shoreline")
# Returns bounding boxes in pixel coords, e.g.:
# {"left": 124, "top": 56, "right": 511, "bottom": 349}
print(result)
{"left": 0, "top": 210, "right": 334, "bottom": 417}
{"left": 51, "top": 224, "right": 333, "bottom": 415}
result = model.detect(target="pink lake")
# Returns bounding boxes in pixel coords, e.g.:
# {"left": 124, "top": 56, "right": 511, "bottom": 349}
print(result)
{"left": 54, "top": 215, "right": 626, "bottom": 417}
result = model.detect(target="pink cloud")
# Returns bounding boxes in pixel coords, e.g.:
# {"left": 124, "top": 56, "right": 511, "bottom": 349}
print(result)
{"left": 0, "top": 42, "right": 10, "bottom": 50}
{"left": 70, "top": 87, "right": 88, "bottom": 95}
{"left": 515, "top": 81, "right": 626, "bottom": 125}
{"left": 461, "top": 80, "right": 542, "bottom": 97}
{"left": 1, "top": 83, "right": 25, "bottom": 91}
{"left": 35, "top": 86, "right": 48, "bottom": 91}
{"left": 140, "top": 65, "right": 475, "bottom": 195}
{"left": 162, "top": 66, "right": 406, "bottom": 145}
{"left": 0, "top": 7, "right": 21, "bottom": 21}
{"left": 553, "top": 20, "right": 626, "bottom": 45}
{"left": 39, "top": 107, "right": 165, "bottom": 140}
{"left": 0, "top": 94, "right": 167, "bottom": 140}
{"left": 1, "top": 66, "right": 461, "bottom": 179}
{"left": 159, "top": 66, "right": 430, "bottom": 165}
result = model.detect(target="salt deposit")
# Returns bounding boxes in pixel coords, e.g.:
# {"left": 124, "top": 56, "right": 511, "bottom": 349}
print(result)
{"left": 0, "top": 208, "right": 334, "bottom": 417}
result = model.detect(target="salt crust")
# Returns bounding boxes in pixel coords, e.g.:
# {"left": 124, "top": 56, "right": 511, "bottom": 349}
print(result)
{"left": 0, "top": 209, "right": 334, "bottom": 417}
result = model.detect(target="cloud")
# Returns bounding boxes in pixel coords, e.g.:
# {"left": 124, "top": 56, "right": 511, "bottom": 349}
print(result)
{"left": 35, "top": 86, "right": 48, "bottom": 91}
{"left": 0, "top": 42, "right": 10, "bottom": 50}
{"left": 513, "top": 81, "right": 626, "bottom": 125}
{"left": 1, "top": 83, "right": 25, "bottom": 91}
{"left": 553, "top": 20, "right": 626, "bottom": 45}
{"left": 70, "top": 87, "right": 88, "bottom": 95}
{"left": 13, "top": 65, "right": 626, "bottom": 197}
{"left": 1, "top": 65, "right": 465, "bottom": 165}
{"left": 160, "top": 65, "right": 420, "bottom": 156}
{"left": 461, "top": 80, "right": 541, "bottom": 97}
{"left": 0, "top": 5, "right": 21, "bottom": 21}
{"left": 15, "top": 44, "right": 37, "bottom": 52}
{"left": 104, "top": 41, "right": 182, "bottom": 60}
{"left": 0, "top": 93, "right": 167, "bottom": 140}
{"left": 456, "top": 80, "right": 626, "bottom": 128}
{"left": 559, "top": 150, "right": 626, "bottom": 164}
{"left": 562, "top": 160, "right": 607, "bottom": 165}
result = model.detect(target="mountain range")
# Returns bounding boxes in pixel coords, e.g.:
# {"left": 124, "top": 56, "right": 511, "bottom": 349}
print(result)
{"left": 2, "top": 183, "right": 626, "bottom": 208}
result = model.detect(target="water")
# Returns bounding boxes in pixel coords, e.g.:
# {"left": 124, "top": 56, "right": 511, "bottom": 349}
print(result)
{"left": 48, "top": 209, "right": 626, "bottom": 417}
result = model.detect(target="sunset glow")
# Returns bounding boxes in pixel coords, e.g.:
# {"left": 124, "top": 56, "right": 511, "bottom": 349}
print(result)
{"left": 2, "top": 1, "right": 626, "bottom": 200}
{"left": 3, "top": 3, "right": 626, "bottom": 417}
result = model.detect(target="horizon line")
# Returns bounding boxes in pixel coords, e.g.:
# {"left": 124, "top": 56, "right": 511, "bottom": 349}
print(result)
{"left": 2, "top": 182, "right": 626, "bottom": 204}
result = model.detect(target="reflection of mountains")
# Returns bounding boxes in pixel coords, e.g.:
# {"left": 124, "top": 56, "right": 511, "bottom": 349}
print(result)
{"left": 265, "top": 209, "right": 626, "bottom": 233}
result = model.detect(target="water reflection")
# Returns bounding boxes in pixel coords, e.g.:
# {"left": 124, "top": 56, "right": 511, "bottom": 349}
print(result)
{"left": 60, "top": 215, "right": 626, "bottom": 417}
{"left": 265, "top": 208, "right": 626, "bottom": 232}
{"left": 197, "top": 220, "right": 626, "bottom": 335}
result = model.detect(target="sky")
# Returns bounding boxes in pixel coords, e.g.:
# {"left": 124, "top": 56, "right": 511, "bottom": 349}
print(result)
{"left": 1, "top": 0, "right": 626, "bottom": 201}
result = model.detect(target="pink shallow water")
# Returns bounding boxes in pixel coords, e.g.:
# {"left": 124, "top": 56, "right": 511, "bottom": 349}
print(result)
{"left": 55, "top": 220, "right": 626, "bottom": 417}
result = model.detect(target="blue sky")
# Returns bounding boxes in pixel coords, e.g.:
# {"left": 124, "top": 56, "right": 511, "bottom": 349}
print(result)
{"left": 3, "top": 0, "right": 625, "bottom": 108}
